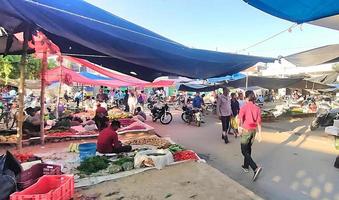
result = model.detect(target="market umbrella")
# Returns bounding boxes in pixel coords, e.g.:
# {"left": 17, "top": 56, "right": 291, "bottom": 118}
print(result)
{"left": 244, "top": 0, "right": 339, "bottom": 31}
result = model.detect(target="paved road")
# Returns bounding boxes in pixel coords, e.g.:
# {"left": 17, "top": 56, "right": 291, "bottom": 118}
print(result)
{"left": 150, "top": 111, "right": 339, "bottom": 200}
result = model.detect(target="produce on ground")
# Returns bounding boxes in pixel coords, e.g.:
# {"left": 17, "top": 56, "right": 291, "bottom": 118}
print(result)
{"left": 124, "top": 136, "right": 171, "bottom": 149}
{"left": 121, "top": 162, "right": 134, "bottom": 171}
{"left": 113, "top": 157, "right": 134, "bottom": 166}
{"left": 108, "top": 109, "right": 132, "bottom": 120}
{"left": 168, "top": 144, "right": 185, "bottom": 153}
{"left": 77, "top": 156, "right": 110, "bottom": 175}
{"left": 173, "top": 150, "right": 199, "bottom": 162}
{"left": 12, "top": 152, "right": 39, "bottom": 163}
{"left": 108, "top": 164, "right": 122, "bottom": 174}
{"left": 0, "top": 135, "right": 17, "bottom": 143}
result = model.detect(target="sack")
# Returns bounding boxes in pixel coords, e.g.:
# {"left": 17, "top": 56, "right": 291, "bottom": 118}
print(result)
{"left": 230, "top": 116, "right": 238, "bottom": 129}
{"left": 335, "top": 155, "right": 339, "bottom": 169}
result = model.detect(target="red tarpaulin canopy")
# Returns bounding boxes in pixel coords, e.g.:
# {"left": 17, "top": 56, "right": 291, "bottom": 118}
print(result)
{"left": 46, "top": 66, "right": 136, "bottom": 87}
{"left": 65, "top": 56, "right": 148, "bottom": 85}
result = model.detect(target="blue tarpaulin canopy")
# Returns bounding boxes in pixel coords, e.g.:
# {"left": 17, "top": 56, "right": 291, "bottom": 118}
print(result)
{"left": 177, "top": 83, "right": 224, "bottom": 92}
{"left": 79, "top": 72, "right": 112, "bottom": 81}
{"left": 207, "top": 73, "right": 246, "bottom": 84}
{"left": 244, "top": 0, "right": 339, "bottom": 31}
{"left": 0, "top": 0, "right": 274, "bottom": 81}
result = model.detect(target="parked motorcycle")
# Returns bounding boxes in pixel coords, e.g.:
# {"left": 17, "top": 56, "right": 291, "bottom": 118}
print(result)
{"left": 181, "top": 105, "right": 202, "bottom": 127}
{"left": 151, "top": 103, "right": 173, "bottom": 125}
{"left": 310, "top": 103, "right": 339, "bottom": 131}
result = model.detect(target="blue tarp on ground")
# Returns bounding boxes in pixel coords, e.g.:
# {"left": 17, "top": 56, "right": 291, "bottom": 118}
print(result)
{"left": 79, "top": 72, "right": 112, "bottom": 81}
{"left": 0, "top": 0, "right": 274, "bottom": 81}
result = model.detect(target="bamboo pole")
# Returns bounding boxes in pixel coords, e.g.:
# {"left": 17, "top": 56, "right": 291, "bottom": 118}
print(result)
{"left": 39, "top": 49, "right": 47, "bottom": 145}
{"left": 56, "top": 61, "right": 63, "bottom": 120}
{"left": 17, "top": 30, "right": 29, "bottom": 150}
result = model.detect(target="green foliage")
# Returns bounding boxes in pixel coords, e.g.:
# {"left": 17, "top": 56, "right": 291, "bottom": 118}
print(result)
{"left": 0, "top": 56, "right": 13, "bottom": 83}
{"left": 0, "top": 55, "right": 44, "bottom": 80}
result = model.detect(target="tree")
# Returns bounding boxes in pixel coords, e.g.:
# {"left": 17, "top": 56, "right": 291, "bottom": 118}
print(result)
{"left": 0, "top": 55, "right": 45, "bottom": 80}
{"left": 0, "top": 56, "right": 13, "bottom": 83}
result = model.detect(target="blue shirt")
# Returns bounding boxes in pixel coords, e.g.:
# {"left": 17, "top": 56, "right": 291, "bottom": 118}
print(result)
{"left": 192, "top": 96, "right": 203, "bottom": 108}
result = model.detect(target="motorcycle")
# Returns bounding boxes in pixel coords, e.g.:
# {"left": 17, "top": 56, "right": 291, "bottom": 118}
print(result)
{"left": 146, "top": 96, "right": 157, "bottom": 110}
{"left": 310, "top": 102, "right": 339, "bottom": 131}
{"left": 151, "top": 103, "right": 173, "bottom": 125}
{"left": 181, "top": 105, "right": 202, "bottom": 127}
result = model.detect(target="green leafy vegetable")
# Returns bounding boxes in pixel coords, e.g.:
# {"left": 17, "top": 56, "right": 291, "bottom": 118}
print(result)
{"left": 77, "top": 156, "right": 110, "bottom": 175}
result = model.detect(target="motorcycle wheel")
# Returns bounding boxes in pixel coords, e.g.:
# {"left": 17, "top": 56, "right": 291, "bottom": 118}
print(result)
{"left": 147, "top": 104, "right": 153, "bottom": 110}
{"left": 160, "top": 112, "right": 172, "bottom": 125}
{"left": 181, "top": 113, "right": 189, "bottom": 123}
{"left": 310, "top": 119, "right": 319, "bottom": 131}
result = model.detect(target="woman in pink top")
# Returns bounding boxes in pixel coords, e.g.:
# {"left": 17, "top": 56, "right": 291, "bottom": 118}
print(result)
{"left": 238, "top": 90, "right": 263, "bottom": 182}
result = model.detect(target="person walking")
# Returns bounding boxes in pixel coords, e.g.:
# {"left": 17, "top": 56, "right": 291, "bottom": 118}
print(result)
{"left": 230, "top": 93, "right": 240, "bottom": 137}
{"left": 217, "top": 87, "right": 232, "bottom": 143}
{"left": 238, "top": 90, "right": 263, "bottom": 181}
{"left": 123, "top": 90, "right": 129, "bottom": 112}
{"left": 128, "top": 92, "right": 138, "bottom": 114}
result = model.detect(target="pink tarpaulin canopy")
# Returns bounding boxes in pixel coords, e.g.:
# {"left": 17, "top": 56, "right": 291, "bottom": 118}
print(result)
{"left": 65, "top": 56, "right": 148, "bottom": 84}
{"left": 45, "top": 66, "right": 136, "bottom": 87}
{"left": 141, "top": 80, "right": 175, "bottom": 88}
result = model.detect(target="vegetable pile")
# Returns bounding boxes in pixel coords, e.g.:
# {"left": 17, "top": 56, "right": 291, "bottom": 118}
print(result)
{"left": 77, "top": 156, "right": 110, "bottom": 175}
{"left": 173, "top": 150, "right": 199, "bottom": 162}
{"left": 125, "top": 136, "right": 171, "bottom": 149}
{"left": 13, "top": 153, "right": 40, "bottom": 163}
{"left": 168, "top": 144, "right": 185, "bottom": 153}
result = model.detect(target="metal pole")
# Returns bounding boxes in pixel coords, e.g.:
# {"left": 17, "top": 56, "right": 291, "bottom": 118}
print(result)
{"left": 245, "top": 72, "right": 249, "bottom": 90}
{"left": 17, "top": 30, "right": 29, "bottom": 150}
{"left": 39, "top": 49, "right": 48, "bottom": 145}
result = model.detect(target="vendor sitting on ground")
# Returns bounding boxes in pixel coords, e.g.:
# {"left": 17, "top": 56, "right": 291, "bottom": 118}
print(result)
{"left": 23, "top": 107, "right": 42, "bottom": 139}
{"left": 97, "top": 120, "right": 132, "bottom": 154}
{"left": 134, "top": 107, "right": 147, "bottom": 122}
{"left": 94, "top": 103, "right": 109, "bottom": 131}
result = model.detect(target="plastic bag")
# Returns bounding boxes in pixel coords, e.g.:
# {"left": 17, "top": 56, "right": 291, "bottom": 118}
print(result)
{"left": 230, "top": 116, "right": 238, "bottom": 129}
{"left": 134, "top": 149, "right": 173, "bottom": 169}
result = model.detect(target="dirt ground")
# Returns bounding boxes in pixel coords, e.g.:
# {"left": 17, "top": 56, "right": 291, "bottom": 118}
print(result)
{"left": 151, "top": 111, "right": 339, "bottom": 200}
{"left": 76, "top": 161, "right": 262, "bottom": 200}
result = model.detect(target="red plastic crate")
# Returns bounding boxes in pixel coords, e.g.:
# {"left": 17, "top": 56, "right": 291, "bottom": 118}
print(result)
{"left": 17, "top": 163, "right": 62, "bottom": 190}
{"left": 11, "top": 175, "right": 74, "bottom": 200}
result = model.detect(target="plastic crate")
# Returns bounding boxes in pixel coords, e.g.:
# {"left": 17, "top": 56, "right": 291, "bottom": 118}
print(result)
{"left": 11, "top": 175, "right": 74, "bottom": 200}
{"left": 17, "top": 163, "right": 62, "bottom": 190}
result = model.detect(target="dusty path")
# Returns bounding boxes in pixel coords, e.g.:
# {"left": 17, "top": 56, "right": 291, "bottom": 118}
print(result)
{"left": 78, "top": 161, "right": 262, "bottom": 200}
{"left": 151, "top": 111, "right": 339, "bottom": 200}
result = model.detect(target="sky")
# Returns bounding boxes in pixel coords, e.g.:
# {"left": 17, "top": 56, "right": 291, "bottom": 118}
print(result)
{"left": 86, "top": 0, "right": 339, "bottom": 58}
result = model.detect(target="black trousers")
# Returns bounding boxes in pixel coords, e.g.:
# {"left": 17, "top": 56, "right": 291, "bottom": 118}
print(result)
{"left": 220, "top": 116, "right": 231, "bottom": 132}
{"left": 112, "top": 145, "right": 132, "bottom": 153}
{"left": 241, "top": 132, "right": 258, "bottom": 171}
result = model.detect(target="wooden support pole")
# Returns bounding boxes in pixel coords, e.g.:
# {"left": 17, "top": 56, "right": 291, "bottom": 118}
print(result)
{"left": 17, "top": 30, "right": 29, "bottom": 150}
{"left": 40, "top": 49, "right": 47, "bottom": 145}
